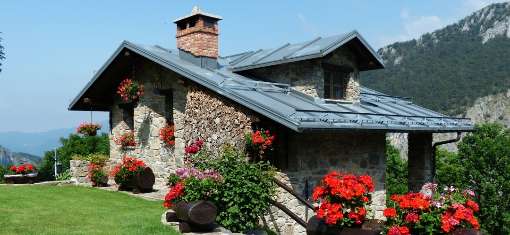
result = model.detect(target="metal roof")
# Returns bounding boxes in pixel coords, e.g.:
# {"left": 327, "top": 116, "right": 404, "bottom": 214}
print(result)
{"left": 221, "top": 31, "right": 384, "bottom": 72}
{"left": 69, "top": 40, "right": 473, "bottom": 133}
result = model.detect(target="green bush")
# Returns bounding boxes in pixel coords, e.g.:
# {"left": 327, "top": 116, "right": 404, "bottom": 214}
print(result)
{"left": 0, "top": 165, "right": 5, "bottom": 183}
{"left": 192, "top": 147, "right": 276, "bottom": 233}
{"left": 55, "top": 169, "right": 71, "bottom": 181}
{"left": 455, "top": 123, "right": 510, "bottom": 234}
{"left": 435, "top": 148, "right": 464, "bottom": 187}
{"left": 38, "top": 134, "right": 109, "bottom": 181}
{"left": 385, "top": 141, "right": 408, "bottom": 198}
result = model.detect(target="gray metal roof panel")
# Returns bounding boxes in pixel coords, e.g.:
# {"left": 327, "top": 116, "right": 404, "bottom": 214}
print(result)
{"left": 225, "top": 31, "right": 384, "bottom": 72}
{"left": 69, "top": 41, "right": 473, "bottom": 133}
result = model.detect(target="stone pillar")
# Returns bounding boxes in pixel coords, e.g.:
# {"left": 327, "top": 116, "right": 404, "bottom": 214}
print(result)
{"left": 407, "top": 132, "right": 433, "bottom": 192}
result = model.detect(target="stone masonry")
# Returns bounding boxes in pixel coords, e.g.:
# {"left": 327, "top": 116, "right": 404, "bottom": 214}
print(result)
{"left": 176, "top": 16, "right": 219, "bottom": 58}
{"left": 243, "top": 46, "right": 361, "bottom": 102}
{"left": 263, "top": 132, "right": 387, "bottom": 235}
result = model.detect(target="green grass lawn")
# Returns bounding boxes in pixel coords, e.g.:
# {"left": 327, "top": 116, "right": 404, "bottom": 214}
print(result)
{"left": 0, "top": 185, "right": 179, "bottom": 235}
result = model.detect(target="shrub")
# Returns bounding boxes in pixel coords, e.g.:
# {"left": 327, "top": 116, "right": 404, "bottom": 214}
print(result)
{"left": 0, "top": 165, "right": 5, "bottom": 183}
{"left": 187, "top": 146, "right": 276, "bottom": 233}
{"left": 163, "top": 167, "right": 223, "bottom": 208}
{"left": 311, "top": 171, "right": 374, "bottom": 226}
{"left": 385, "top": 141, "right": 408, "bottom": 198}
{"left": 38, "top": 134, "right": 109, "bottom": 181}
{"left": 56, "top": 169, "right": 71, "bottom": 181}
{"left": 383, "top": 183, "right": 480, "bottom": 234}
{"left": 456, "top": 123, "right": 510, "bottom": 234}
{"left": 435, "top": 148, "right": 464, "bottom": 187}
{"left": 88, "top": 163, "right": 107, "bottom": 186}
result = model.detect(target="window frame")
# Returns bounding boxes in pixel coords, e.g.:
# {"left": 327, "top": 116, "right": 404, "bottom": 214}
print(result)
{"left": 322, "top": 63, "right": 353, "bottom": 100}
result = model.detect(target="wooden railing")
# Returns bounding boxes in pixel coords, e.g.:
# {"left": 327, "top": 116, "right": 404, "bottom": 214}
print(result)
{"left": 270, "top": 178, "right": 314, "bottom": 228}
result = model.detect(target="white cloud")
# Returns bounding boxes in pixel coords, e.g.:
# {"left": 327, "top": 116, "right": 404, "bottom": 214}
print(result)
{"left": 376, "top": 10, "right": 445, "bottom": 47}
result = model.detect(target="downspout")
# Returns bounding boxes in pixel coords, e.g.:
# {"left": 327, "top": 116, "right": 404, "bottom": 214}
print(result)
{"left": 432, "top": 132, "right": 462, "bottom": 183}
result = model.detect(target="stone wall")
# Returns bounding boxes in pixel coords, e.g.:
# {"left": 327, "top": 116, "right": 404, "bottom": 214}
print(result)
{"left": 264, "top": 132, "right": 387, "bottom": 235}
{"left": 70, "top": 160, "right": 90, "bottom": 184}
{"left": 242, "top": 46, "right": 361, "bottom": 102}
{"left": 242, "top": 60, "right": 324, "bottom": 98}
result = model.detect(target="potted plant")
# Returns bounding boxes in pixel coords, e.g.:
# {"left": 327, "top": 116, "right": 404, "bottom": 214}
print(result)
{"left": 76, "top": 122, "right": 101, "bottom": 136}
{"left": 307, "top": 171, "right": 380, "bottom": 235}
{"left": 383, "top": 183, "right": 481, "bottom": 235}
{"left": 4, "top": 163, "right": 38, "bottom": 184}
{"left": 110, "top": 156, "right": 154, "bottom": 193}
{"left": 160, "top": 124, "right": 175, "bottom": 146}
{"left": 117, "top": 78, "right": 144, "bottom": 103}
{"left": 114, "top": 131, "right": 136, "bottom": 149}
{"left": 87, "top": 162, "right": 108, "bottom": 187}
{"left": 163, "top": 166, "right": 223, "bottom": 232}
{"left": 245, "top": 129, "right": 276, "bottom": 161}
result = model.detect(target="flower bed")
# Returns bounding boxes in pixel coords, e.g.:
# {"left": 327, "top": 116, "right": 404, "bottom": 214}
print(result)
{"left": 88, "top": 163, "right": 108, "bottom": 187}
{"left": 110, "top": 156, "right": 154, "bottom": 193}
{"left": 76, "top": 122, "right": 101, "bottom": 136}
{"left": 383, "top": 183, "right": 480, "bottom": 235}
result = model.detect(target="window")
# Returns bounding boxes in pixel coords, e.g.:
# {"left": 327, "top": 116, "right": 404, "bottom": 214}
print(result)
{"left": 323, "top": 65, "right": 352, "bottom": 99}
{"left": 165, "top": 92, "right": 173, "bottom": 123}
{"left": 121, "top": 104, "right": 134, "bottom": 130}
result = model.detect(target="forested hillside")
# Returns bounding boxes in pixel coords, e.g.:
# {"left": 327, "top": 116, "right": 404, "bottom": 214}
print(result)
{"left": 361, "top": 2, "right": 510, "bottom": 115}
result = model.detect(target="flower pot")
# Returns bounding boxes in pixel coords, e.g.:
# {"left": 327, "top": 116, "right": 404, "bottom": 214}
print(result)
{"left": 306, "top": 216, "right": 381, "bottom": 235}
{"left": 91, "top": 175, "right": 108, "bottom": 187}
{"left": 4, "top": 173, "right": 38, "bottom": 184}
{"left": 116, "top": 167, "right": 155, "bottom": 193}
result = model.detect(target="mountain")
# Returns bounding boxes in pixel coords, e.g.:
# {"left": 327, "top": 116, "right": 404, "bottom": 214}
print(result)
{"left": 0, "top": 145, "right": 41, "bottom": 167}
{"left": 0, "top": 121, "right": 109, "bottom": 157}
{"left": 361, "top": 2, "right": 510, "bottom": 116}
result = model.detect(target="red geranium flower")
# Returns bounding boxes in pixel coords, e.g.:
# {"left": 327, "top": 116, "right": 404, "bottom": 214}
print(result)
{"left": 384, "top": 208, "right": 397, "bottom": 218}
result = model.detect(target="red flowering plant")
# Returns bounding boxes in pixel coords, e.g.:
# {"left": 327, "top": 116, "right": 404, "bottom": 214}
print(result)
{"left": 159, "top": 124, "right": 175, "bottom": 146}
{"left": 8, "top": 163, "right": 36, "bottom": 175}
{"left": 383, "top": 183, "right": 480, "bottom": 235}
{"left": 110, "top": 156, "right": 147, "bottom": 187}
{"left": 245, "top": 129, "right": 276, "bottom": 160}
{"left": 116, "top": 78, "right": 144, "bottom": 103}
{"left": 87, "top": 163, "right": 108, "bottom": 187}
{"left": 76, "top": 122, "right": 101, "bottom": 136}
{"left": 311, "top": 171, "right": 375, "bottom": 227}
{"left": 163, "top": 167, "right": 223, "bottom": 209}
{"left": 114, "top": 131, "right": 136, "bottom": 148}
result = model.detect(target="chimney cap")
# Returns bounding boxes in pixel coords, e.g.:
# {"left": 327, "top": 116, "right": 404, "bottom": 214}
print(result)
{"left": 173, "top": 6, "right": 222, "bottom": 23}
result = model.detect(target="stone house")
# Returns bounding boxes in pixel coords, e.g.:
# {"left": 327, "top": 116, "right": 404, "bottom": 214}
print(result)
{"left": 69, "top": 7, "right": 473, "bottom": 235}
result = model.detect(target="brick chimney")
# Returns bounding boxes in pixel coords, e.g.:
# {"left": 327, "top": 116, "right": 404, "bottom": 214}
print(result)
{"left": 174, "top": 6, "right": 222, "bottom": 59}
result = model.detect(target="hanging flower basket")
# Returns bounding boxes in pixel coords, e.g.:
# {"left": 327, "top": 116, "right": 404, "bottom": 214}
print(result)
{"left": 76, "top": 122, "right": 101, "bottom": 136}
{"left": 114, "top": 131, "right": 136, "bottom": 148}
{"left": 117, "top": 78, "right": 144, "bottom": 103}
{"left": 159, "top": 124, "right": 176, "bottom": 146}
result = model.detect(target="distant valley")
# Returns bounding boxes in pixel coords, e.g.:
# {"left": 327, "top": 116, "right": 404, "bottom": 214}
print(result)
{"left": 0, "top": 145, "right": 41, "bottom": 167}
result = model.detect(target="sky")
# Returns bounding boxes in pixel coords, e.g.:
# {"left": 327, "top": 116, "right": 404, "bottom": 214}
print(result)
{"left": 0, "top": 0, "right": 506, "bottom": 132}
